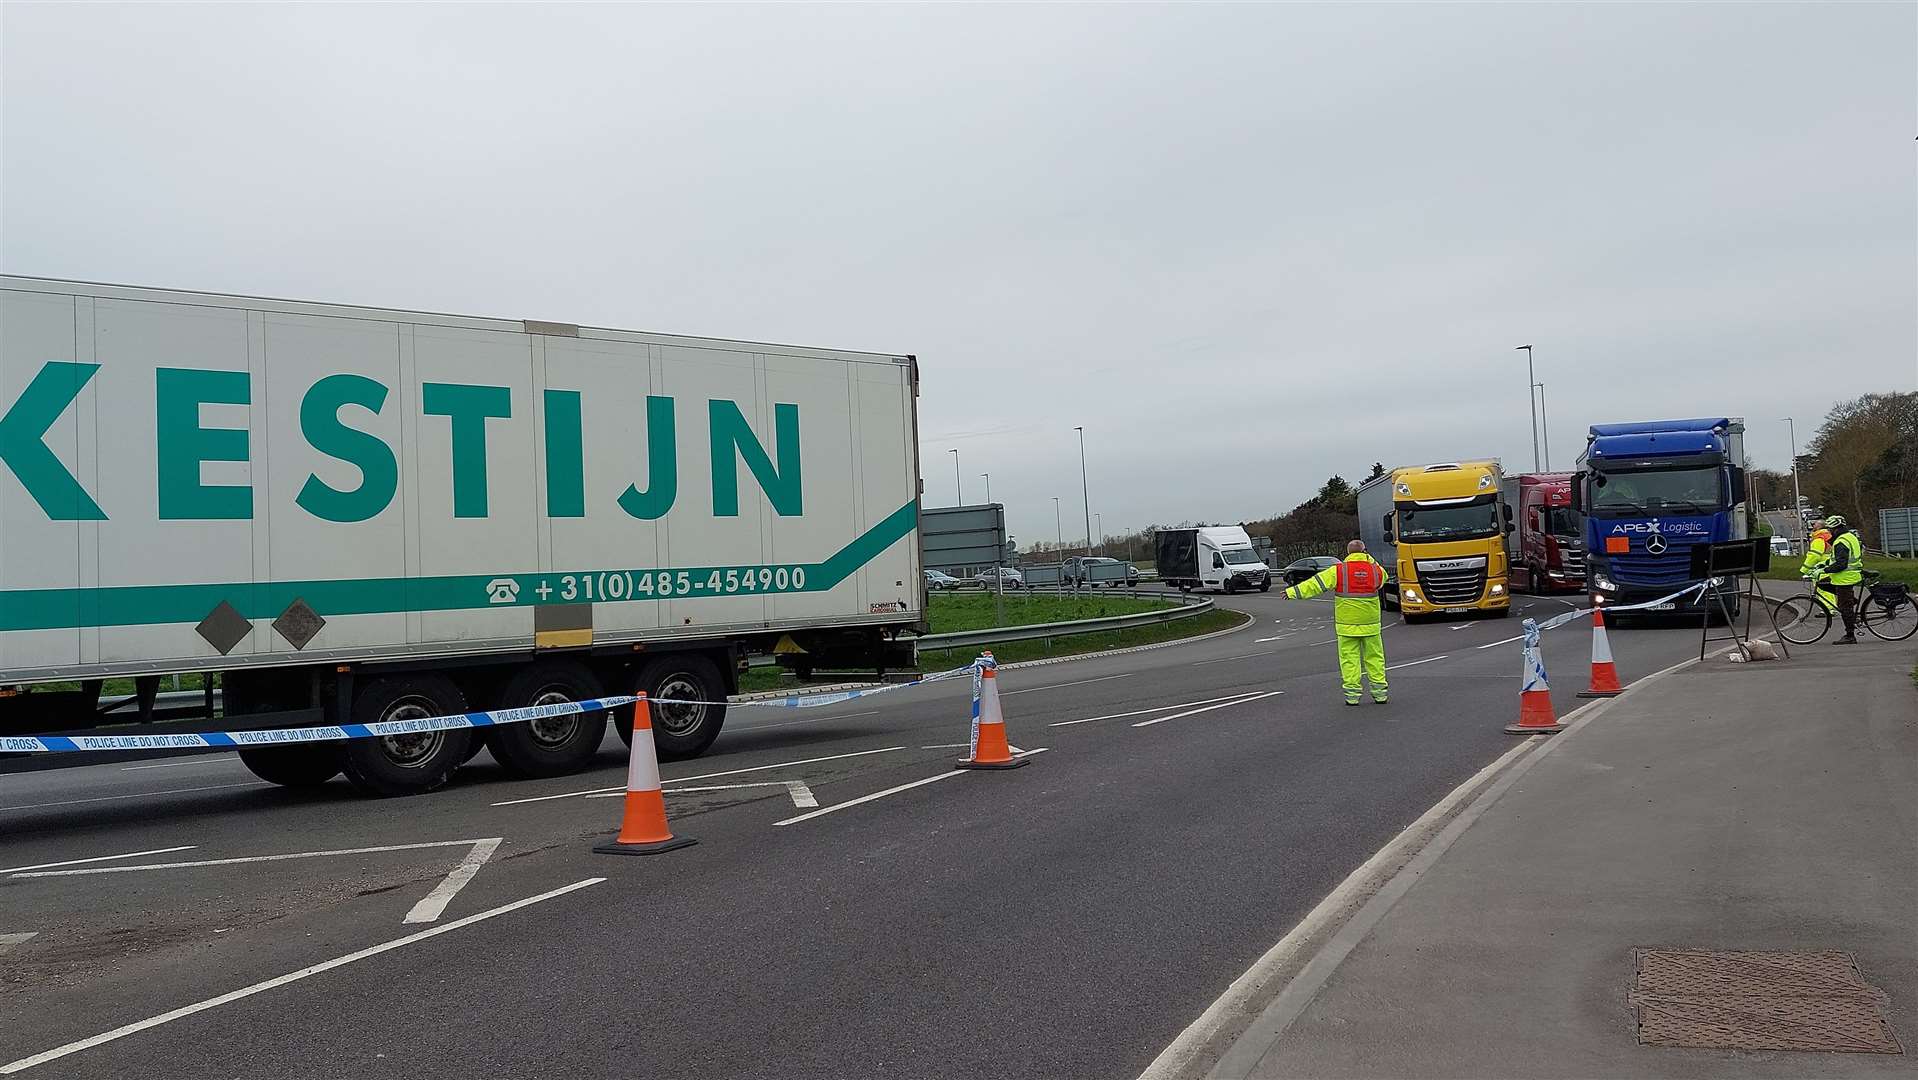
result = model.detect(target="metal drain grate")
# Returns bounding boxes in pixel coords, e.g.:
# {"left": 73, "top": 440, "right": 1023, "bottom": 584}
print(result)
{"left": 1631, "top": 949, "right": 1902, "bottom": 1054}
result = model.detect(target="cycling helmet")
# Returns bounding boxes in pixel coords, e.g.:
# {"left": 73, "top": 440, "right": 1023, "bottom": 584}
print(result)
{"left": 1823, "top": 513, "right": 1846, "bottom": 529}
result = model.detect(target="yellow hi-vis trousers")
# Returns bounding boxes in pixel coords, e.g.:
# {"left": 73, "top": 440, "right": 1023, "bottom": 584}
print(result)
{"left": 1337, "top": 634, "right": 1388, "bottom": 703}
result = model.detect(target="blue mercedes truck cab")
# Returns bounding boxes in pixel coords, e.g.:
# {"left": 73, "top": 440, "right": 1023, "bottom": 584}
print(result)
{"left": 1574, "top": 417, "right": 1748, "bottom": 619}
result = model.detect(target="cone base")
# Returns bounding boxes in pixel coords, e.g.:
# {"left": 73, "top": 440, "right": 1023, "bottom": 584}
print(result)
{"left": 1576, "top": 688, "right": 1623, "bottom": 698}
{"left": 593, "top": 834, "right": 698, "bottom": 856}
{"left": 1504, "top": 723, "right": 1566, "bottom": 734}
{"left": 955, "top": 757, "right": 1030, "bottom": 771}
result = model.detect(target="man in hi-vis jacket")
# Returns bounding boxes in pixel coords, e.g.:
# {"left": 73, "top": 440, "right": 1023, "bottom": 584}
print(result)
{"left": 1285, "top": 540, "right": 1389, "bottom": 706}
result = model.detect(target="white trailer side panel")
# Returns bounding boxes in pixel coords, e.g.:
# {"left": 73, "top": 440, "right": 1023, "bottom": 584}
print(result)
{"left": 0, "top": 278, "right": 922, "bottom": 681}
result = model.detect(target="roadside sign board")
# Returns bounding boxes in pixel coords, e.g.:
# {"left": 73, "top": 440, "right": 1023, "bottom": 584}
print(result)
{"left": 922, "top": 504, "right": 1007, "bottom": 573}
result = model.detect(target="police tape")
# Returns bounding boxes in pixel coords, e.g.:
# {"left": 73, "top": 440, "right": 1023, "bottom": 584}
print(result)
{"left": 2, "top": 662, "right": 986, "bottom": 754}
{"left": 1531, "top": 578, "right": 1722, "bottom": 635}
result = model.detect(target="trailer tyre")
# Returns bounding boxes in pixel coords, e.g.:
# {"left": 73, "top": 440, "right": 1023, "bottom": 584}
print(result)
{"left": 339, "top": 676, "right": 475, "bottom": 797}
{"left": 238, "top": 746, "right": 341, "bottom": 788}
{"left": 485, "top": 662, "right": 609, "bottom": 779}
{"left": 617, "top": 655, "right": 727, "bottom": 761}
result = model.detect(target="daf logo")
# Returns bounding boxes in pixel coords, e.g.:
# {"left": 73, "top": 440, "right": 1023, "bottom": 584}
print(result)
{"left": 1644, "top": 534, "right": 1669, "bottom": 554}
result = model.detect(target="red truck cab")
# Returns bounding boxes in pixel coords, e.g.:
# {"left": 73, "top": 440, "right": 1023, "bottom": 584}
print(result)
{"left": 1509, "top": 473, "right": 1585, "bottom": 593}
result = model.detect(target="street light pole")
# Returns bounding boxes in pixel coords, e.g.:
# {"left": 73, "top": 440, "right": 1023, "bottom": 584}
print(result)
{"left": 1784, "top": 417, "right": 1805, "bottom": 541}
{"left": 1534, "top": 381, "right": 1551, "bottom": 471}
{"left": 1516, "top": 345, "right": 1539, "bottom": 472}
{"left": 1095, "top": 513, "right": 1103, "bottom": 554}
{"left": 1053, "top": 497, "right": 1063, "bottom": 552}
{"left": 949, "top": 449, "right": 961, "bottom": 506}
{"left": 1075, "top": 425, "right": 1092, "bottom": 557}
{"left": 982, "top": 473, "right": 991, "bottom": 505}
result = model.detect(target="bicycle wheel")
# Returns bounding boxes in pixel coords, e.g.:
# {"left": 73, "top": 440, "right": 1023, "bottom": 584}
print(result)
{"left": 1771, "top": 596, "right": 1830, "bottom": 645}
{"left": 1862, "top": 589, "right": 1918, "bottom": 642}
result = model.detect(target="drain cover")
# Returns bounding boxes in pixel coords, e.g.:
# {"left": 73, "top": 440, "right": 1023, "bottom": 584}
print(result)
{"left": 1631, "top": 949, "right": 1902, "bottom": 1054}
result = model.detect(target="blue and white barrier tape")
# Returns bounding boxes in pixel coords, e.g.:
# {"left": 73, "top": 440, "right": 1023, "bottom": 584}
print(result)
{"left": 4, "top": 661, "right": 987, "bottom": 754}
{"left": 1532, "top": 578, "right": 1720, "bottom": 635}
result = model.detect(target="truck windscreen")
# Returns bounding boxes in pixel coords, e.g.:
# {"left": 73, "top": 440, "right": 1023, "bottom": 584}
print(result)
{"left": 1589, "top": 466, "right": 1723, "bottom": 515}
{"left": 1223, "top": 548, "right": 1263, "bottom": 565}
{"left": 1547, "top": 508, "right": 1581, "bottom": 537}
{"left": 1397, "top": 496, "right": 1499, "bottom": 542}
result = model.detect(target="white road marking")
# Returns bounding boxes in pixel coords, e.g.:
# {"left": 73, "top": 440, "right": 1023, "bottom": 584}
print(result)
{"left": 772, "top": 771, "right": 965, "bottom": 826}
{"left": 489, "top": 746, "right": 905, "bottom": 806}
{"left": 1385, "top": 655, "right": 1448, "bottom": 670}
{"left": 0, "top": 932, "right": 37, "bottom": 955}
{"left": 1307, "top": 639, "right": 1336, "bottom": 646}
{"left": 1252, "top": 633, "right": 1298, "bottom": 643}
{"left": 0, "top": 846, "right": 197, "bottom": 875}
{"left": 0, "top": 878, "right": 605, "bottom": 1075}
{"left": 1138, "top": 738, "right": 1545, "bottom": 1080}
{"left": 1049, "top": 693, "right": 1267, "bottom": 728}
{"left": 920, "top": 743, "right": 968, "bottom": 749}
{"left": 589, "top": 780, "right": 818, "bottom": 809}
{"left": 402, "top": 839, "right": 501, "bottom": 925}
{"left": 121, "top": 759, "right": 227, "bottom": 771}
{"left": 1002, "top": 673, "right": 1132, "bottom": 696}
{"left": 1476, "top": 634, "right": 1525, "bottom": 650}
{"left": 1193, "top": 652, "right": 1272, "bottom": 666}
{"left": 11, "top": 838, "right": 494, "bottom": 878}
{"left": 0, "top": 782, "right": 268, "bottom": 813}
{"left": 729, "top": 708, "right": 876, "bottom": 731}
{"left": 1132, "top": 691, "right": 1283, "bottom": 728}
{"left": 1449, "top": 623, "right": 1477, "bottom": 632}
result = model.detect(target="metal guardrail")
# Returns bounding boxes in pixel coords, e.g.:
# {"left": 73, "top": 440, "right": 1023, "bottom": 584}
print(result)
{"left": 911, "top": 597, "right": 1215, "bottom": 652}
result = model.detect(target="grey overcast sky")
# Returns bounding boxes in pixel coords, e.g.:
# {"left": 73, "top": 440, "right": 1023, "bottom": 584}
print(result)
{"left": 4, "top": 2, "right": 1913, "bottom": 546}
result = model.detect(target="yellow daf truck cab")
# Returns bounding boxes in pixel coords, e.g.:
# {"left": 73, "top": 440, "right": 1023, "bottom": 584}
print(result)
{"left": 1357, "top": 460, "right": 1512, "bottom": 621}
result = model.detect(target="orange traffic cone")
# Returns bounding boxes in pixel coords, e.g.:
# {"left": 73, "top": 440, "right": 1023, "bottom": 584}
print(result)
{"left": 594, "top": 695, "right": 697, "bottom": 855}
{"left": 958, "top": 652, "right": 1028, "bottom": 770}
{"left": 1505, "top": 620, "right": 1566, "bottom": 735}
{"left": 1576, "top": 608, "right": 1626, "bottom": 698}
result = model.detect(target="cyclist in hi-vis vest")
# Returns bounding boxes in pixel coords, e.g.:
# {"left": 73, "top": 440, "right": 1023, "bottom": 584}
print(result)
{"left": 1285, "top": 540, "right": 1390, "bottom": 706}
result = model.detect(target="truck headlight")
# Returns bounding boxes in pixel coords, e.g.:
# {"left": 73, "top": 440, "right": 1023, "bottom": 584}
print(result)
{"left": 1592, "top": 571, "right": 1617, "bottom": 592}
{"left": 1490, "top": 584, "right": 1505, "bottom": 596}
{"left": 1402, "top": 587, "right": 1422, "bottom": 603}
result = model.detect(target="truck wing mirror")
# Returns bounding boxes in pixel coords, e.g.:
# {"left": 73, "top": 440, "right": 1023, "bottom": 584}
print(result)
{"left": 1569, "top": 475, "right": 1583, "bottom": 514}
{"left": 1728, "top": 466, "right": 1746, "bottom": 502}
{"left": 1381, "top": 512, "right": 1395, "bottom": 543}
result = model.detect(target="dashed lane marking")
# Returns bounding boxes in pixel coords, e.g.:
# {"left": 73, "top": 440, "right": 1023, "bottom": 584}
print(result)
{"left": 0, "top": 782, "right": 269, "bottom": 813}
{"left": 1476, "top": 634, "right": 1526, "bottom": 650}
{"left": 1385, "top": 655, "right": 1448, "bottom": 671}
{"left": 1002, "top": 673, "right": 1133, "bottom": 696}
{"left": 586, "top": 780, "right": 818, "bottom": 809}
{"left": 490, "top": 746, "right": 905, "bottom": 806}
{"left": 404, "top": 838, "right": 500, "bottom": 924}
{"left": 0, "top": 932, "right": 37, "bottom": 955}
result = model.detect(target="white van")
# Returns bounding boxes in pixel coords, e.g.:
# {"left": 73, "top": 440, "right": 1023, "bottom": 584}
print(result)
{"left": 1155, "top": 525, "right": 1272, "bottom": 593}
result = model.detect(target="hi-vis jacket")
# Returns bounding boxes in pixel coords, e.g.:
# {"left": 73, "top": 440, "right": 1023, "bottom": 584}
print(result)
{"left": 1801, "top": 528, "right": 1833, "bottom": 576}
{"left": 1287, "top": 552, "right": 1388, "bottom": 637}
{"left": 1825, "top": 527, "right": 1864, "bottom": 586}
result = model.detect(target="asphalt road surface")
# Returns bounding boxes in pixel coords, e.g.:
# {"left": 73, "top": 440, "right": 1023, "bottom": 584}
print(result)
{"left": 0, "top": 590, "right": 1711, "bottom": 1079}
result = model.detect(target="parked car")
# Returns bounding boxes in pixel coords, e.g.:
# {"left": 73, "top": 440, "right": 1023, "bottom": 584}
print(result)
{"left": 1769, "top": 535, "right": 1794, "bottom": 557}
{"left": 1281, "top": 556, "right": 1341, "bottom": 586}
{"left": 970, "top": 567, "right": 1025, "bottom": 589}
{"left": 1063, "top": 555, "right": 1133, "bottom": 587}
{"left": 924, "top": 569, "right": 963, "bottom": 590}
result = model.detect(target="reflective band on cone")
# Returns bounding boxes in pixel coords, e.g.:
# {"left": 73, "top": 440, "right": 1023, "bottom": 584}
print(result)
{"left": 1576, "top": 607, "right": 1626, "bottom": 698}
{"left": 958, "top": 652, "right": 1028, "bottom": 771}
{"left": 593, "top": 695, "right": 697, "bottom": 855}
{"left": 1505, "top": 619, "right": 1566, "bottom": 735}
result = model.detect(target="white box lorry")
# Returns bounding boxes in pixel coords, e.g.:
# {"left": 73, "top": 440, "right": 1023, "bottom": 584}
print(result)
{"left": 1153, "top": 526, "right": 1271, "bottom": 593}
{"left": 1, "top": 277, "right": 925, "bottom": 794}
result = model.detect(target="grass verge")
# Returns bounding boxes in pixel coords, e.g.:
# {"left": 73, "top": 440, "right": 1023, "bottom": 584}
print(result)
{"left": 925, "top": 590, "right": 1170, "bottom": 633}
{"left": 738, "top": 607, "right": 1249, "bottom": 694}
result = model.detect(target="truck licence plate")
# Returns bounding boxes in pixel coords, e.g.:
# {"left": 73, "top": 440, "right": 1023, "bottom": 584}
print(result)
{"left": 1646, "top": 603, "right": 1676, "bottom": 611}
{"left": 1444, "top": 607, "right": 1470, "bottom": 614}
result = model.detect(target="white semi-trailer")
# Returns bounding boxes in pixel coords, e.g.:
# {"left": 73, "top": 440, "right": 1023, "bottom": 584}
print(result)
{"left": 0, "top": 277, "right": 925, "bottom": 794}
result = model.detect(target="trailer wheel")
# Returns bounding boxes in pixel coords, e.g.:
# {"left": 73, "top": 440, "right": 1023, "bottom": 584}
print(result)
{"left": 484, "top": 662, "right": 609, "bottom": 779}
{"left": 238, "top": 746, "right": 341, "bottom": 788}
{"left": 616, "top": 655, "right": 726, "bottom": 760}
{"left": 339, "top": 676, "right": 475, "bottom": 797}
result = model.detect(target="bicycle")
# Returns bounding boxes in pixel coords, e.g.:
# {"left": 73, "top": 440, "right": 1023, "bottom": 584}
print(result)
{"left": 1770, "top": 569, "right": 1917, "bottom": 644}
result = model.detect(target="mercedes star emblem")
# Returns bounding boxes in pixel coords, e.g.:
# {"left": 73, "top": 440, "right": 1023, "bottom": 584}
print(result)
{"left": 1645, "top": 534, "right": 1668, "bottom": 554}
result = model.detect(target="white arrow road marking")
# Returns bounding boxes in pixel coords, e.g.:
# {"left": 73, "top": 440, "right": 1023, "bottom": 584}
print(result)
{"left": 1132, "top": 691, "right": 1283, "bottom": 728}
{"left": 491, "top": 746, "right": 904, "bottom": 806}
{"left": 0, "top": 846, "right": 196, "bottom": 875}
{"left": 0, "top": 932, "right": 37, "bottom": 955}
{"left": 13, "top": 839, "right": 504, "bottom": 927}
{"left": 774, "top": 772, "right": 964, "bottom": 826}
{"left": 1050, "top": 693, "right": 1265, "bottom": 728}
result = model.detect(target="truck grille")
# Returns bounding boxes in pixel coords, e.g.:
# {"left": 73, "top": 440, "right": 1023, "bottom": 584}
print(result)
{"left": 1415, "top": 559, "right": 1487, "bottom": 605}
{"left": 1614, "top": 550, "right": 1693, "bottom": 588}
{"left": 1562, "top": 547, "right": 1586, "bottom": 576}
